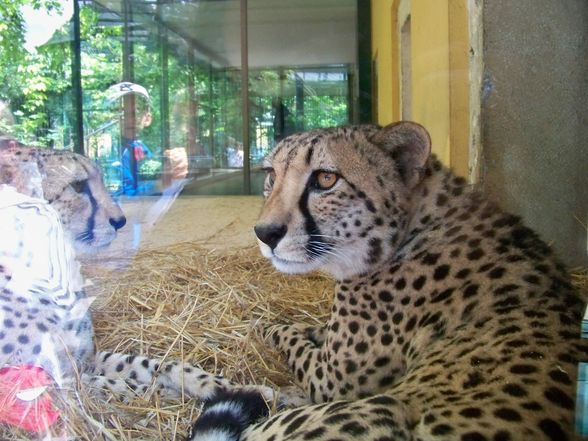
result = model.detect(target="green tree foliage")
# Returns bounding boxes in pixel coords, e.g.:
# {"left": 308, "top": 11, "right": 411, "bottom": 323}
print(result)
{"left": 0, "top": 0, "right": 61, "bottom": 142}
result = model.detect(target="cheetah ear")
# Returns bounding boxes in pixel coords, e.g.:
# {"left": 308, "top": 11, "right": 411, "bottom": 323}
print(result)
{"left": 370, "top": 121, "right": 431, "bottom": 188}
{"left": 0, "top": 148, "right": 45, "bottom": 199}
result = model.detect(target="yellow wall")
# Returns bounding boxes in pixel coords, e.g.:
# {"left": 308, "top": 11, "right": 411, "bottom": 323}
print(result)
{"left": 411, "top": 0, "right": 451, "bottom": 165}
{"left": 371, "top": 0, "right": 471, "bottom": 178}
{"left": 447, "top": 0, "right": 471, "bottom": 178}
{"left": 371, "top": 0, "right": 396, "bottom": 125}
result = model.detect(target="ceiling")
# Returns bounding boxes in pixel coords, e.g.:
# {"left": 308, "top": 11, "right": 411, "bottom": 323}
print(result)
{"left": 88, "top": 0, "right": 357, "bottom": 68}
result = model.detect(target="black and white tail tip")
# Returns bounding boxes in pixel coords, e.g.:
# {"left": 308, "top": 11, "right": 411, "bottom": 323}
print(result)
{"left": 187, "top": 390, "right": 270, "bottom": 441}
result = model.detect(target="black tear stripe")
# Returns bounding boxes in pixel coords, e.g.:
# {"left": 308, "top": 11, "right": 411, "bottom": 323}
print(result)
{"left": 299, "top": 182, "right": 330, "bottom": 259}
{"left": 83, "top": 181, "right": 97, "bottom": 243}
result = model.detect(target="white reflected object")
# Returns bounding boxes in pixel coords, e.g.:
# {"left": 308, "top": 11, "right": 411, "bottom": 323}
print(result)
{"left": 16, "top": 386, "right": 48, "bottom": 402}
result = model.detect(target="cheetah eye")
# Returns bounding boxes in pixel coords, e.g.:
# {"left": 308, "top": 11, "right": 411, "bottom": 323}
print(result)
{"left": 70, "top": 179, "right": 88, "bottom": 193}
{"left": 263, "top": 168, "right": 276, "bottom": 187}
{"left": 315, "top": 171, "right": 339, "bottom": 190}
{"left": 262, "top": 168, "right": 276, "bottom": 197}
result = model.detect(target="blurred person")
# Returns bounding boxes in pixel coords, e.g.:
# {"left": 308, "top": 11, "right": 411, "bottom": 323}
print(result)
{"left": 107, "top": 82, "right": 154, "bottom": 196}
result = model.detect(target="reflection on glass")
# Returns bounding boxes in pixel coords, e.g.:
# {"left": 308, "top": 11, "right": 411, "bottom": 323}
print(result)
{"left": 2, "top": 0, "right": 359, "bottom": 196}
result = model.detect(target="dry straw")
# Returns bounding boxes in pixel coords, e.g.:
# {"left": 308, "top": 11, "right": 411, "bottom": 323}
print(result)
{"left": 2, "top": 244, "right": 586, "bottom": 440}
{"left": 2, "top": 244, "right": 330, "bottom": 440}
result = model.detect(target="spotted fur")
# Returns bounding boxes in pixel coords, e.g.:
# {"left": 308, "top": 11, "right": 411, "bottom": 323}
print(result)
{"left": 190, "top": 122, "right": 587, "bottom": 441}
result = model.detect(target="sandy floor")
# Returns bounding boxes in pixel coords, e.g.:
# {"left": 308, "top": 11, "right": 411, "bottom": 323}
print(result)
{"left": 120, "top": 195, "right": 263, "bottom": 250}
{"left": 81, "top": 195, "right": 264, "bottom": 269}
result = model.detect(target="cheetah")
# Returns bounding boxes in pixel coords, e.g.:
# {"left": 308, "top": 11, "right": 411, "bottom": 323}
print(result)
{"left": 189, "top": 122, "right": 587, "bottom": 441}
{"left": 0, "top": 140, "right": 267, "bottom": 423}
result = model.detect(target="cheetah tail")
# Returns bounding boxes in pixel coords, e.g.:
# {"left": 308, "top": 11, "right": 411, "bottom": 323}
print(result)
{"left": 187, "top": 389, "right": 270, "bottom": 441}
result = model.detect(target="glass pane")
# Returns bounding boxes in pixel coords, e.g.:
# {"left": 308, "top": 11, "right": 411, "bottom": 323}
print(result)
{"left": 1, "top": 1, "right": 587, "bottom": 440}
{"left": 246, "top": 0, "right": 357, "bottom": 194}
{"left": 0, "top": 0, "right": 360, "bottom": 197}
{"left": 78, "top": 0, "right": 245, "bottom": 196}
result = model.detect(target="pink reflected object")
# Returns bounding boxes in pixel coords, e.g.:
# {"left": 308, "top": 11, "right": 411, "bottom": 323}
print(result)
{"left": 0, "top": 365, "right": 60, "bottom": 433}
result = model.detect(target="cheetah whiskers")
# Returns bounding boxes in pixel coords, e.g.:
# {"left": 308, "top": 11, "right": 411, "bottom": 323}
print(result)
{"left": 305, "top": 241, "right": 353, "bottom": 264}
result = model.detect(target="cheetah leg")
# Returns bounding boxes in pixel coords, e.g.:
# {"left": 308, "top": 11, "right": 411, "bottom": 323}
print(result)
{"left": 263, "top": 323, "right": 332, "bottom": 403}
{"left": 81, "top": 372, "right": 173, "bottom": 402}
{"left": 262, "top": 323, "right": 325, "bottom": 348}
{"left": 88, "top": 351, "right": 276, "bottom": 403}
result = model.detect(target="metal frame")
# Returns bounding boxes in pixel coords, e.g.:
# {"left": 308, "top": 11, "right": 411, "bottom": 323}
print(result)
{"left": 240, "top": 0, "right": 250, "bottom": 194}
{"left": 71, "top": 0, "right": 84, "bottom": 154}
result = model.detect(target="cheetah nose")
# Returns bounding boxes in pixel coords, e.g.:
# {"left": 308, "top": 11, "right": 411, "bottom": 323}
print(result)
{"left": 254, "top": 223, "right": 287, "bottom": 250}
{"left": 109, "top": 215, "right": 127, "bottom": 231}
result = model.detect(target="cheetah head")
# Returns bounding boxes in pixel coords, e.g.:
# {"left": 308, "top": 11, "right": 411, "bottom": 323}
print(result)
{"left": 254, "top": 122, "right": 431, "bottom": 280}
{"left": 0, "top": 138, "right": 126, "bottom": 251}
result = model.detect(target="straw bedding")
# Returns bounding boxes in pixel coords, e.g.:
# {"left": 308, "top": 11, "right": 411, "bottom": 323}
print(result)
{"left": 2, "top": 243, "right": 587, "bottom": 440}
{"left": 2, "top": 243, "right": 330, "bottom": 440}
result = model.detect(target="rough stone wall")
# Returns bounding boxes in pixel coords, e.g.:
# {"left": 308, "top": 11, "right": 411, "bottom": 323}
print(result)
{"left": 481, "top": 0, "right": 588, "bottom": 266}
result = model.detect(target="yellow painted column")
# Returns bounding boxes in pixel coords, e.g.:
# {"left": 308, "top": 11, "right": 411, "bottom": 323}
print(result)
{"left": 370, "top": 0, "right": 471, "bottom": 177}
{"left": 410, "top": 0, "right": 451, "bottom": 164}
{"left": 448, "top": 0, "right": 471, "bottom": 179}
{"left": 371, "top": 0, "right": 396, "bottom": 125}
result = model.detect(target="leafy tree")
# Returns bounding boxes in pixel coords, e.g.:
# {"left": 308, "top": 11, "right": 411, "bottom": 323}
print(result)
{"left": 0, "top": 0, "right": 61, "bottom": 143}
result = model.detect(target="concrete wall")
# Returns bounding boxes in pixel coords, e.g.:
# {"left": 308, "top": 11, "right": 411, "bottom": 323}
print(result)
{"left": 482, "top": 0, "right": 588, "bottom": 267}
